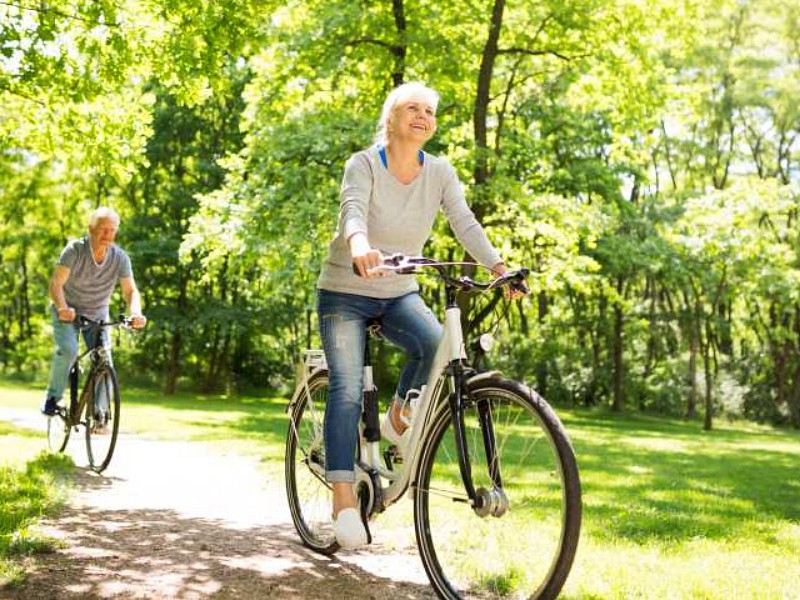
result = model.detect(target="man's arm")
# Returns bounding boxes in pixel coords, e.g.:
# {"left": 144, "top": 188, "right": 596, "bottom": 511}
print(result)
{"left": 119, "top": 276, "right": 147, "bottom": 328}
{"left": 49, "top": 265, "right": 76, "bottom": 322}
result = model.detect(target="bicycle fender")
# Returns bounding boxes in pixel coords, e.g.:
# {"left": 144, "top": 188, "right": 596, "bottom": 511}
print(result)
{"left": 466, "top": 370, "right": 503, "bottom": 386}
{"left": 286, "top": 367, "right": 326, "bottom": 413}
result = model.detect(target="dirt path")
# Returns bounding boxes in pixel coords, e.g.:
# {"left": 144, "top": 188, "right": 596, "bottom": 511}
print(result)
{"left": 0, "top": 408, "right": 436, "bottom": 599}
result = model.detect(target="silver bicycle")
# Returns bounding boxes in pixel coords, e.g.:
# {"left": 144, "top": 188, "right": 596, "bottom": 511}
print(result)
{"left": 285, "top": 256, "right": 581, "bottom": 599}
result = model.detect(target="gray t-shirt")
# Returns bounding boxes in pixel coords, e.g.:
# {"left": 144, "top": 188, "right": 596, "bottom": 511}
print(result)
{"left": 317, "top": 146, "right": 502, "bottom": 298}
{"left": 57, "top": 236, "right": 133, "bottom": 320}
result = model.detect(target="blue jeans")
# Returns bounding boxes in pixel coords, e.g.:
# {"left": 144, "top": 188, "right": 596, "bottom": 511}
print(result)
{"left": 46, "top": 307, "right": 112, "bottom": 414}
{"left": 318, "top": 289, "right": 443, "bottom": 482}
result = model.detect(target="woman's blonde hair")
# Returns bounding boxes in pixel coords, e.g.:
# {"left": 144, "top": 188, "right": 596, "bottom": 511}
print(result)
{"left": 374, "top": 82, "right": 440, "bottom": 146}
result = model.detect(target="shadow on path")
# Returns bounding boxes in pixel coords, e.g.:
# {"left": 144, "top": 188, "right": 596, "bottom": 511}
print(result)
{"left": 1, "top": 406, "right": 436, "bottom": 599}
{"left": 4, "top": 503, "right": 435, "bottom": 599}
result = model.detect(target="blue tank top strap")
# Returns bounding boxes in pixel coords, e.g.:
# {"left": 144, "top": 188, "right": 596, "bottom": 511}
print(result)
{"left": 377, "top": 145, "right": 425, "bottom": 168}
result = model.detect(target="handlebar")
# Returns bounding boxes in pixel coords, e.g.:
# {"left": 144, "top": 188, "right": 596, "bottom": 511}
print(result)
{"left": 77, "top": 315, "right": 139, "bottom": 329}
{"left": 367, "top": 254, "right": 530, "bottom": 295}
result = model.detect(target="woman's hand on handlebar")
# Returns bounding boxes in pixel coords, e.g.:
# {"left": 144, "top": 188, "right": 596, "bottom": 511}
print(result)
{"left": 349, "top": 233, "right": 385, "bottom": 279}
{"left": 129, "top": 314, "right": 147, "bottom": 329}
{"left": 491, "top": 262, "right": 529, "bottom": 300}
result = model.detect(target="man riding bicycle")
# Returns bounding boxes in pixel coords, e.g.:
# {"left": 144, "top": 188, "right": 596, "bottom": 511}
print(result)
{"left": 41, "top": 206, "right": 146, "bottom": 431}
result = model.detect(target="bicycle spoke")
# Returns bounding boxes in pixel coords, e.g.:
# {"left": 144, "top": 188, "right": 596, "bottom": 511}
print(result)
{"left": 85, "top": 368, "right": 121, "bottom": 472}
{"left": 285, "top": 371, "right": 338, "bottom": 554}
{"left": 46, "top": 411, "right": 71, "bottom": 453}
{"left": 414, "top": 379, "right": 581, "bottom": 600}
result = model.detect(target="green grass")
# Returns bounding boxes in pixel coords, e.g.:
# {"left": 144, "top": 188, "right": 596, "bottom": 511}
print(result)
{"left": 559, "top": 410, "right": 800, "bottom": 599}
{"left": 2, "top": 378, "right": 799, "bottom": 597}
{"left": 0, "top": 378, "right": 289, "bottom": 477}
{"left": 0, "top": 422, "right": 72, "bottom": 587}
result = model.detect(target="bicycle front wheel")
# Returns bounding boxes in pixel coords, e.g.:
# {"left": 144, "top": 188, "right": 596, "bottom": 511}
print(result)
{"left": 414, "top": 378, "right": 581, "bottom": 600}
{"left": 84, "top": 367, "right": 121, "bottom": 473}
{"left": 47, "top": 409, "right": 71, "bottom": 453}
{"left": 285, "top": 369, "right": 338, "bottom": 554}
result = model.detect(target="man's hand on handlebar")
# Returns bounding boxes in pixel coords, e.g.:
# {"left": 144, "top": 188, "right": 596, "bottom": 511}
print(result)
{"left": 57, "top": 306, "right": 77, "bottom": 323}
{"left": 129, "top": 314, "right": 147, "bottom": 329}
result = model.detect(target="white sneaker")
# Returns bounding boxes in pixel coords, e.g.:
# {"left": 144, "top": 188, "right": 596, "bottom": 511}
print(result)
{"left": 334, "top": 508, "right": 368, "bottom": 550}
{"left": 381, "top": 405, "right": 410, "bottom": 458}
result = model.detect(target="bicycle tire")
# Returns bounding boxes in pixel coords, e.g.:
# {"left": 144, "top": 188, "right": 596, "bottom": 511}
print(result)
{"left": 285, "top": 369, "right": 338, "bottom": 554}
{"left": 413, "top": 378, "right": 581, "bottom": 599}
{"left": 46, "top": 411, "right": 71, "bottom": 453}
{"left": 84, "top": 366, "right": 121, "bottom": 473}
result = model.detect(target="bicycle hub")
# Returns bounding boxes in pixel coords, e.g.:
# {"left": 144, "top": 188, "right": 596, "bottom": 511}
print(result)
{"left": 473, "top": 486, "right": 509, "bottom": 517}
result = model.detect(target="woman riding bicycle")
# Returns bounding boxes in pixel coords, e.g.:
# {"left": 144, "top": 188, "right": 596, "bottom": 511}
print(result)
{"left": 317, "top": 81, "right": 521, "bottom": 549}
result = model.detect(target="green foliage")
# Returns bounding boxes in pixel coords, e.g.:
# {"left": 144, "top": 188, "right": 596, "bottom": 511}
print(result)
{"left": 1, "top": 0, "right": 799, "bottom": 429}
{"left": 0, "top": 451, "right": 72, "bottom": 586}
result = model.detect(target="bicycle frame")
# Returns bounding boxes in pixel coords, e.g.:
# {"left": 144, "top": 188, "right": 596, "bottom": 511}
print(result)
{"left": 290, "top": 279, "right": 502, "bottom": 513}
{"left": 66, "top": 323, "right": 114, "bottom": 425}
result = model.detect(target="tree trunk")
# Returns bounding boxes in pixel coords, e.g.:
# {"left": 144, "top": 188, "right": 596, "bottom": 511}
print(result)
{"left": 687, "top": 314, "right": 698, "bottom": 419}
{"left": 389, "top": 0, "right": 407, "bottom": 86}
{"left": 790, "top": 306, "right": 800, "bottom": 429}
{"left": 458, "top": 0, "right": 505, "bottom": 329}
{"left": 164, "top": 269, "right": 189, "bottom": 394}
{"left": 703, "top": 318, "right": 714, "bottom": 431}
{"left": 473, "top": 0, "right": 505, "bottom": 205}
{"left": 20, "top": 248, "right": 33, "bottom": 339}
{"left": 165, "top": 329, "right": 181, "bottom": 395}
{"left": 612, "top": 277, "right": 624, "bottom": 412}
{"left": 643, "top": 276, "right": 657, "bottom": 410}
{"left": 535, "top": 289, "right": 548, "bottom": 398}
{"left": 790, "top": 361, "right": 800, "bottom": 429}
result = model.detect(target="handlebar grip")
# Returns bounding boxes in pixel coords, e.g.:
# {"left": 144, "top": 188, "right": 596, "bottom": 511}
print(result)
{"left": 352, "top": 253, "right": 406, "bottom": 276}
{"left": 511, "top": 278, "right": 530, "bottom": 295}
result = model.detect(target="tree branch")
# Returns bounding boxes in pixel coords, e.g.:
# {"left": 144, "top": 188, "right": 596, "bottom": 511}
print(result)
{"left": 0, "top": 1, "right": 118, "bottom": 26}
{"left": 0, "top": 82, "right": 47, "bottom": 106}
{"left": 344, "top": 37, "right": 394, "bottom": 50}
{"left": 497, "top": 46, "right": 582, "bottom": 61}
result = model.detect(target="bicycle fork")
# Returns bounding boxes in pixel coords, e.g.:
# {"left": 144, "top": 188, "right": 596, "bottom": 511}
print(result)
{"left": 448, "top": 366, "right": 509, "bottom": 518}
{"left": 68, "top": 362, "right": 81, "bottom": 427}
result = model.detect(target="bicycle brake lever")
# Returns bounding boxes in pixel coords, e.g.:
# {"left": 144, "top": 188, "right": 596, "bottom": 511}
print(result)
{"left": 511, "top": 279, "right": 530, "bottom": 295}
{"left": 509, "top": 268, "right": 530, "bottom": 295}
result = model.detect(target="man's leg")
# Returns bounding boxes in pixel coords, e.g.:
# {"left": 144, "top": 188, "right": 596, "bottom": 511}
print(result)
{"left": 44, "top": 308, "right": 78, "bottom": 414}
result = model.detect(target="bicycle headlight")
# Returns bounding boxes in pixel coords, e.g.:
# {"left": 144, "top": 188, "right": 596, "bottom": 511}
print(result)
{"left": 478, "top": 333, "right": 495, "bottom": 353}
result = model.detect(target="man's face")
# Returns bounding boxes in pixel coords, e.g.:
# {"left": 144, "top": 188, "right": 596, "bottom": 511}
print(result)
{"left": 89, "top": 218, "right": 118, "bottom": 248}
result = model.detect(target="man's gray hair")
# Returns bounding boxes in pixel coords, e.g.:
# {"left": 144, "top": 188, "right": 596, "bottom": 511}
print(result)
{"left": 89, "top": 206, "right": 120, "bottom": 228}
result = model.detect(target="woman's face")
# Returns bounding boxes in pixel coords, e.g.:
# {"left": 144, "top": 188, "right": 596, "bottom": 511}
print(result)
{"left": 388, "top": 93, "right": 437, "bottom": 144}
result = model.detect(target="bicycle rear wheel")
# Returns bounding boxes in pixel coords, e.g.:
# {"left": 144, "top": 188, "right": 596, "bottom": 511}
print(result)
{"left": 47, "top": 408, "right": 71, "bottom": 453}
{"left": 285, "top": 369, "right": 338, "bottom": 554}
{"left": 414, "top": 378, "right": 581, "bottom": 599}
{"left": 84, "top": 367, "right": 121, "bottom": 473}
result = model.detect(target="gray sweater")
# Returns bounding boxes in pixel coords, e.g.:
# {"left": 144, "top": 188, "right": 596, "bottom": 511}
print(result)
{"left": 318, "top": 146, "right": 502, "bottom": 298}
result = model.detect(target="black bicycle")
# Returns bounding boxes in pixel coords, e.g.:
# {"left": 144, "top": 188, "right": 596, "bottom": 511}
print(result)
{"left": 46, "top": 315, "right": 133, "bottom": 473}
